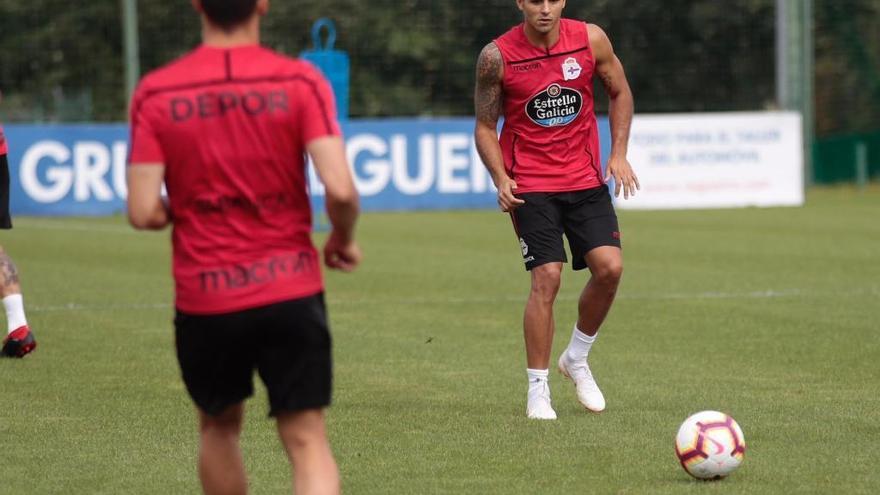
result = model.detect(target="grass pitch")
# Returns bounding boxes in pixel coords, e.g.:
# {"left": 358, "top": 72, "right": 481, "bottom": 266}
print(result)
{"left": 1, "top": 186, "right": 878, "bottom": 494}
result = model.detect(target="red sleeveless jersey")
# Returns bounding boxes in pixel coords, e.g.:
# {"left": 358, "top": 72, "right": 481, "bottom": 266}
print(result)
{"left": 0, "top": 124, "right": 7, "bottom": 155}
{"left": 129, "top": 45, "right": 340, "bottom": 315}
{"left": 495, "top": 19, "right": 603, "bottom": 193}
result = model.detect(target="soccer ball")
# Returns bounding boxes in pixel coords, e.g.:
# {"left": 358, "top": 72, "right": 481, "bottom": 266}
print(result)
{"left": 674, "top": 410, "right": 746, "bottom": 480}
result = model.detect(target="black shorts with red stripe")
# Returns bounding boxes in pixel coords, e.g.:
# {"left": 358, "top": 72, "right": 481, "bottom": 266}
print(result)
{"left": 510, "top": 185, "right": 621, "bottom": 271}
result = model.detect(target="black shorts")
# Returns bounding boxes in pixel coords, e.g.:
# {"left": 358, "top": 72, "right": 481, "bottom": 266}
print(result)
{"left": 0, "top": 154, "right": 11, "bottom": 229}
{"left": 174, "top": 293, "right": 332, "bottom": 417}
{"left": 510, "top": 186, "right": 621, "bottom": 271}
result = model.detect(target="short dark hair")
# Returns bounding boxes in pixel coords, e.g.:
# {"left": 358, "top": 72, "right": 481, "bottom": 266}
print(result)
{"left": 200, "top": 0, "right": 258, "bottom": 29}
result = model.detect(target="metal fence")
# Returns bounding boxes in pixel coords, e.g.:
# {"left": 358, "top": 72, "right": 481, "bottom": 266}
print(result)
{"left": 0, "top": 0, "right": 878, "bottom": 138}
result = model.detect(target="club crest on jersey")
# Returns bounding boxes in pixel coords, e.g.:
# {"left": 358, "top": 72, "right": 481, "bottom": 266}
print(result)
{"left": 562, "top": 57, "right": 582, "bottom": 80}
{"left": 526, "top": 83, "right": 583, "bottom": 128}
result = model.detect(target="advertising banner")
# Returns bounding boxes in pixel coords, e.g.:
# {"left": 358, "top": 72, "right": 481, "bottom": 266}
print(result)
{"left": 618, "top": 112, "right": 804, "bottom": 210}
{"left": 3, "top": 119, "right": 513, "bottom": 216}
{"left": 5, "top": 124, "right": 131, "bottom": 216}
{"left": 3, "top": 112, "right": 802, "bottom": 216}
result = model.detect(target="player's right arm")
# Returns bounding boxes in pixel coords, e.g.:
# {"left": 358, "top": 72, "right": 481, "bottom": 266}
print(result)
{"left": 474, "top": 42, "right": 524, "bottom": 212}
{"left": 127, "top": 164, "right": 169, "bottom": 230}
{"left": 127, "top": 87, "right": 171, "bottom": 230}
{"left": 308, "top": 136, "right": 361, "bottom": 272}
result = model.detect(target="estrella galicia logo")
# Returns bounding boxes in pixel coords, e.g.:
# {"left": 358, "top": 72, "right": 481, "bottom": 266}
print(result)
{"left": 526, "top": 83, "right": 582, "bottom": 127}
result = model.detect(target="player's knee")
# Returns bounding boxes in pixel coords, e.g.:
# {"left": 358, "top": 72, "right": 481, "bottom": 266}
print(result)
{"left": 281, "top": 425, "right": 319, "bottom": 451}
{"left": 594, "top": 259, "right": 623, "bottom": 287}
{"left": 530, "top": 264, "right": 562, "bottom": 301}
{"left": 277, "top": 410, "right": 327, "bottom": 450}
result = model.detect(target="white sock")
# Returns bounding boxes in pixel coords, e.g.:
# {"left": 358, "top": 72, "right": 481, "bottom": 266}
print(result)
{"left": 527, "top": 368, "right": 550, "bottom": 399}
{"left": 3, "top": 294, "right": 28, "bottom": 334}
{"left": 565, "top": 325, "right": 597, "bottom": 362}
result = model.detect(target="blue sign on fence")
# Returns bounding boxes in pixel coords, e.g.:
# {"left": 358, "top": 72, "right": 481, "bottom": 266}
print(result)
{"left": 3, "top": 118, "right": 611, "bottom": 216}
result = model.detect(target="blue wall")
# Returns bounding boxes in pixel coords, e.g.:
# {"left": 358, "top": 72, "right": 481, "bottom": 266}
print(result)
{"left": 3, "top": 118, "right": 611, "bottom": 216}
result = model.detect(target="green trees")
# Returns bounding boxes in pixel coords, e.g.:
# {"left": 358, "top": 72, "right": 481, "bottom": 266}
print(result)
{"left": 0, "top": 0, "right": 876, "bottom": 136}
{"left": 0, "top": 1, "right": 124, "bottom": 120}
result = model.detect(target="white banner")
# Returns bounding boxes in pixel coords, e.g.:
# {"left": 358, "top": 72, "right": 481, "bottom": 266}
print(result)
{"left": 619, "top": 112, "right": 804, "bottom": 210}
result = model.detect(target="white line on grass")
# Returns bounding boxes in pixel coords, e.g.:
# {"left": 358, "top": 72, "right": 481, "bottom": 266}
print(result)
{"left": 13, "top": 219, "right": 141, "bottom": 235}
{"left": 31, "top": 302, "right": 172, "bottom": 312}
{"left": 27, "top": 287, "right": 879, "bottom": 313}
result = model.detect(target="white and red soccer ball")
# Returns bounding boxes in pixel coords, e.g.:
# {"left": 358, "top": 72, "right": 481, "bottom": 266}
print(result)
{"left": 675, "top": 410, "right": 746, "bottom": 479}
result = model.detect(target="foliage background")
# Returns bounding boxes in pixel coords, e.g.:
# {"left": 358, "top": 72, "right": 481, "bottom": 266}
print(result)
{"left": 1, "top": 0, "right": 878, "bottom": 137}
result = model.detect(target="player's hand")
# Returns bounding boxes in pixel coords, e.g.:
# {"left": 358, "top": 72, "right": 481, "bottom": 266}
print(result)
{"left": 604, "top": 155, "right": 640, "bottom": 199}
{"left": 323, "top": 231, "right": 361, "bottom": 272}
{"left": 497, "top": 177, "right": 525, "bottom": 212}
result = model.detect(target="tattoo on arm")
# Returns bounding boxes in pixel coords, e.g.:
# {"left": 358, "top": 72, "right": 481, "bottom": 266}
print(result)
{"left": 475, "top": 43, "right": 503, "bottom": 125}
{"left": 599, "top": 70, "right": 614, "bottom": 93}
{"left": 0, "top": 252, "right": 20, "bottom": 287}
{"left": 590, "top": 24, "right": 623, "bottom": 98}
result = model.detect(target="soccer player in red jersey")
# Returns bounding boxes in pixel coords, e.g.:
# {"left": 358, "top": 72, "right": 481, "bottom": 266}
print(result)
{"left": 474, "top": 0, "right": 639, "bottom": 420}
{"left": 127, "top": 1, "right": 359, "bottom": 493}
{"left": 0, "top": 92, "right": 37, "bottom": 358}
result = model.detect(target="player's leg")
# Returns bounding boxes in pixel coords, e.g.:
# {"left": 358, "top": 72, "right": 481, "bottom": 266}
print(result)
{"left": 524, "top": 262, "right": 562, "bottom": 369}
{"left": 197, "top": 403, "right": 248, "bottom": 495}
{"left": 557, "top": 187, "right": 622, "bottom": 412}
{"left": 523, "top": 262, "right": 562, "bottom": 420}
{"left": 175, "top": 309, "right": 256, "bottom": 494}
{"left": 0, "top": 244, "right": 36, "bottom": 358}
{"left": 276, "top": 408, "right": 340, "bottom": 495}
{"left": 0, "top": 151, "right": 35, "bottom": 358}
{"left": 511, "top": 193, "right": 567, "bottom": 420}
{"left": 576, "top": 246, "right": 623, "bottom": 336}
{"left": 256, "top": 294, "right": 338, "bottom": 493}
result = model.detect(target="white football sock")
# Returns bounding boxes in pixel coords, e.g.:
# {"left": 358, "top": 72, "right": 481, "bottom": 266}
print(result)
{"left": 527, "top": 368, "right": 550, "bottom": 398}
{"left": 565, "top": 325, "right": 597, "bottom": 362}
{"left": 3, "top": 294, "right": 28, "bottom": 334}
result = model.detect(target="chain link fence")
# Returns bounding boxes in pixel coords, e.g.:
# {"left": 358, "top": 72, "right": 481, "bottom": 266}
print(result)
{"left": 1, "top": 0, "right": 878, "bottom": 139}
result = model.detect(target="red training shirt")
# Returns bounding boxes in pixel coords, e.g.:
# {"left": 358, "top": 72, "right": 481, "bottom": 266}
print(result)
{"left": 494, "top": 19, "right": 603, "bottom": 193}
{"left": 129, "top": 45, "right": 340, "bottom": 315}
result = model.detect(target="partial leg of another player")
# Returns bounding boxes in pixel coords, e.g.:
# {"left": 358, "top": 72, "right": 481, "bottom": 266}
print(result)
{"left": 524, "top": 262, "right": 563, "bottom": 420}
{"left": 558, "top": 246, "right": 623, "bottom": 412}
{"left": 0, "top": 245, "right": 36, "bottom": 358}
{"left": 276, "top": 408, "right": 340, "bottom": 495}
{"left": 198, "top": 403, "right": 248, "bottom": 495}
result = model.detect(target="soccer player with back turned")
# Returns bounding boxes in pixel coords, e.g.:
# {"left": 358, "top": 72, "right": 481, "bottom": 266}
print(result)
{"left": 0, "top": 91, "right": 37, "bottom": 358}
{"left": 474, "top": 0, "right": 639, "bottom": 420}
{"left": 127, "top": 1, "right": 360, "bottom": 493}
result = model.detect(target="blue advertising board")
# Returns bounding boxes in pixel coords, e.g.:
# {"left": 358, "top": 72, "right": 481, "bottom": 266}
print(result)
{"left": 3, "top": 118, "right": 611, "bottom": 216}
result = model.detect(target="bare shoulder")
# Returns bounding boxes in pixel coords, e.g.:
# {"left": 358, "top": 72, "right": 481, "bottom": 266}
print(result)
{"left": 587, "top": 24, "right": 611, "bottom": 47}
{"left": 476, "top": 42, "right": 504, "bottom": 83}
{"left": 586, "top": 23, "right": 614, "bottom": 63}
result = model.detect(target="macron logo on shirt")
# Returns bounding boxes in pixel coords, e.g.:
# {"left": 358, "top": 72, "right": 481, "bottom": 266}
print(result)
{"left": 199, "top": 251, "right": 317, "bottom": 293}
{"left": 170, "top": 90, "right": 289, "bottom": 122}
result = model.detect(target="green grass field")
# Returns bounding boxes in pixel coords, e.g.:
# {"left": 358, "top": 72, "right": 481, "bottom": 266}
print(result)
{"left": 1, "top": 186, "right": 878, "bottom": 494}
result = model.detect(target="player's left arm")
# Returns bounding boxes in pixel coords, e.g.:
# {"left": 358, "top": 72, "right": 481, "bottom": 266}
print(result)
{"left": 127, "top": 164, "right": 170, "bottom": 230}
{"left": 589, "top": 23, "right": 640, "bottom": 199}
